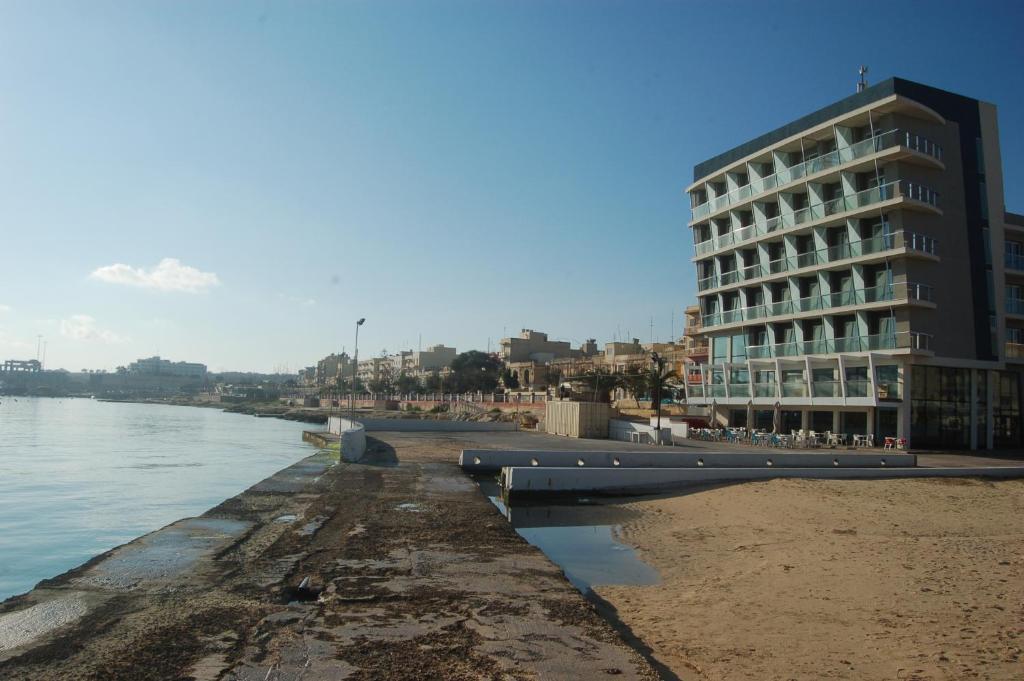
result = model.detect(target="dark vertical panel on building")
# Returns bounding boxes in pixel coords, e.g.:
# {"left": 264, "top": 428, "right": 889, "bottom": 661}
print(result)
{"left": 891, "top": 79, "right": 993, "bottom": 360}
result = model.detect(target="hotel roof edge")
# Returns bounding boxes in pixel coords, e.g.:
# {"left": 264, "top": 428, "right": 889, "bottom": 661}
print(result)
{"left": 691, "top": 77, "right": 988, "bottom": 183}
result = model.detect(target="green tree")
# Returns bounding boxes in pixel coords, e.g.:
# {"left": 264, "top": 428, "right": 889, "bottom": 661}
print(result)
{"left": 396, "top": 372, "right": 420, "bottom": 394}
{"left": 500, "top": 368, "right": 520, "bottom": 390}
{"left": 570, "top": 368, "right": 621, "bottom": 403}
{"left": 423, "top": 371, "right": 441, "bottom": 392}
{"left": 449, "top": 351, "right": 502, "bottom": 392}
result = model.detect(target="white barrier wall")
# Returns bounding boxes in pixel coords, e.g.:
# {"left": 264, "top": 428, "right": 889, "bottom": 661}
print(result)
{"left": 326, "top": 416, "right": 367, "bottom": 462}
{"left": 609, "top": 418, "right": 669, "bottom": 444}
{"left": 358, "top": 419, "right": 517, "bottom": 432}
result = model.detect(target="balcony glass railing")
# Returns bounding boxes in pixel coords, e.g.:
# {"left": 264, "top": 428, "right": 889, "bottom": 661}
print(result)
{"left": 729, "top": 383, "right": 751, "bottom": 397}
{"left": 876, "top": 380, "right": 901, "bottom": 400}
{"left": 1008, "top": 298, "right": 1024, "bottom": 315}
{"left": 845, "top": 379, "right": 870, "bottom": 397}
{"left": 781, "top": 382, "right": 808, "bottom": 397}
{"left": 740, "top": 331, "right": 932, "bottom": 360}
{"left": 690, "top": 129, "right": 943, "bottom": 220}
{"left": 692, "top": 178, "right": 939, "bottom": 259}
{"left": 701, "top": 282, "right": 912, "bottom": 328}
{"left": 1006, "top": 252, "right": 1024, "bottom": 271}
{"left": 707, "top": 384, "right": 726, "bottom": 397}
{"left": 754, "top": 382, "right": 777, "bottom": 397}
{"left": 812, "top": 380, "right": 841, "bottom": 397}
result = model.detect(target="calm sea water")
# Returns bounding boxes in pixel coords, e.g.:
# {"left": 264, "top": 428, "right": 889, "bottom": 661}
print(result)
{"left": 0, "top": 397, "right": 312, "bottom": 601}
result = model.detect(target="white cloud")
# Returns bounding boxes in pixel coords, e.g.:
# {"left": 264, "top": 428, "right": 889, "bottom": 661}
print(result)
{"left": 278, "top": 293, "right": 316, "bottom": 307}
{"left": 0, "top": 330, "right": 32, "bottom": 351}
{"left": 90, "top": 258, "right": 220, "bottom": 293}
{"left": 60, "top": 315, "right": 128, "bottom": 344}
{"left": 0, "top": 304, "right": 11, "bottom": 313}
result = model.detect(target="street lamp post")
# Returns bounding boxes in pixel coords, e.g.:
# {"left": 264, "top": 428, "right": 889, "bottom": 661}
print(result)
{"left": 350, "top": 318, "right": 365, "bottom": 421}
{"left": 651, "top": 352, "right": 665, "bottom": 443}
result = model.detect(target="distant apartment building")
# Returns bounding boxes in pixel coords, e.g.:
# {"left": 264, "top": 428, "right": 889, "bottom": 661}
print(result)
{"left": 683, "top": 77, "right": 1020, "bottom": 449}
{"left": 503, "top": 333, "right": 600, "bottom": 389}
{"left": 500, "top": 330, "right": 580, "bottom": 363}
{"left": 357, "top": 357, "right": 386, "bottom": 384}
{"left": 315, "top": 352, "right": 352, "bottom": 387}
{"left": 298, "top": 366, "right": 317, "bottom": 387}
{"left": 128, "top": 356, "right": 207, "bottom": 378}
{"left": 410, "top": 345, "right": 457, "bottom": 373}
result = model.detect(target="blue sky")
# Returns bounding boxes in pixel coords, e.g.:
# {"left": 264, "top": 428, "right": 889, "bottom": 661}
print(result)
{"left": 1, "top": 1, "right": 1023, "bottom": 372}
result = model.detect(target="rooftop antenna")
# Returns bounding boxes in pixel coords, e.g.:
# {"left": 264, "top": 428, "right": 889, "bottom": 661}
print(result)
{"left": 857, "top": 65, "right": 869, "bottom": 93}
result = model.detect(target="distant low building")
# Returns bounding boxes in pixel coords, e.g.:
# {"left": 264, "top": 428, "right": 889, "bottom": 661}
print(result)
{"left": 128, "top": 356, "right": 207, "bottom": 378}
{"left": 500, "top": 329, "right": 581, "bottom": 364}
{"left": 1, "top": 359, "right": 41, "bottom": 373}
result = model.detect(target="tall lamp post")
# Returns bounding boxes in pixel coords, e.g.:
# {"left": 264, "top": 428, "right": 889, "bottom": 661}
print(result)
{"left": 350, "top": 318, "right": 365, "bottom": 421}
{"left": 651, "top": 351, "right": 665, "bottom": 443}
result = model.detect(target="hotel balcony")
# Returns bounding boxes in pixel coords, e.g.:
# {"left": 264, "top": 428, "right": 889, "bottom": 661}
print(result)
{"left": 689, "top": 128, "right": 943, "bottom": 223}
{"left": 685, "top": 365, "right": 904, "bottom": 406}
{"left": 739, "top": 330, "right": 932, "bottom": 361}
{"left": 742, "top": 330, "right": 933, "bottom": 360}
{"left": 1008, "top": 298, "right": 1024, "bottom": 318}
{"left": 693, "top": 180, "right": 939, "bottom": 261}
{"left": 700, "top": 281, "right": 934, "bottom": 332}
{"left": 1007, "top": 342, "right": 1024, "bottom": 362}
{"left": 696, "top": 230, "right": 938, "bottom": 294}
{"left": 1006, "top": 252, "right": 1024, "bottom": 272}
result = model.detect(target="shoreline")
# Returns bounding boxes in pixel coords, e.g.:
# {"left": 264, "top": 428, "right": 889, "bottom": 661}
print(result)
{"left": 593, "top": 476, "right": 1024, "bottom": 680}
{"left": 0, "top": 431, "right": 656, "bottom": 679}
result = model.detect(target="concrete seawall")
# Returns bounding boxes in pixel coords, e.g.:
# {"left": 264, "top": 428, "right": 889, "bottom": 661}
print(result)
{"left": 461, "top": 449, "right": 915, "bottom": 472}
{"left": 501, "top": 465, "right": 1024, "bottom": 497}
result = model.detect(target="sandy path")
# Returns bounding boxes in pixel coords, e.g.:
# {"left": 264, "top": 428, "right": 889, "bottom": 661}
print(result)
{"left": 595, "top": 477, "right": 1024, "bottom": 681}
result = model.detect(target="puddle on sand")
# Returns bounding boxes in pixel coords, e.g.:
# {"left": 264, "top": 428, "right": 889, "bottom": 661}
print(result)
{"left": 474, "top": 477, "right": 659, "bottom": 594}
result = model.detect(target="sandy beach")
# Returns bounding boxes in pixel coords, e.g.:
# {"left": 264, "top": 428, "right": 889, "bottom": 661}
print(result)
{"left": 596, "top": 477, "right": 1024, "bottom": 681}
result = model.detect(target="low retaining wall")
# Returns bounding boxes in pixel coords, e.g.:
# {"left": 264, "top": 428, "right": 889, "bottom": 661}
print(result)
{"left": 326, "top": 416, "right": 367, "bottom": 462}
{"left": 359, "top": 418, "right": 517, "bottom": 432}
{"left": 501, "top": 465, "right": 1024, "bottom": 496}
{"left": 460, "top": 449, "right": 915, "bottom": 472}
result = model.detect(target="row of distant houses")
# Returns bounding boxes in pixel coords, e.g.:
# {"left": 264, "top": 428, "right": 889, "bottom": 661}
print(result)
{"left": 300, "top": 310, "right": 710, "bottom": 393}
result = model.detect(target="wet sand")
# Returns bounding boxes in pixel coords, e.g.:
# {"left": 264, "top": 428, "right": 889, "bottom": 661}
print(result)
{"left": 0, "top": 432, "right": 656, "bottom": 680}
{"left": 596, "top": 477, "right": 1024, "bottom": 680}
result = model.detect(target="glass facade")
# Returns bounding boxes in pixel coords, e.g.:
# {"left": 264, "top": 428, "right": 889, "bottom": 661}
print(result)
{"left": 993, "top": 371, "right": 1021, "bottom": 448}
{"left": 911, "top": 366, "right": 972, "bottom": 449}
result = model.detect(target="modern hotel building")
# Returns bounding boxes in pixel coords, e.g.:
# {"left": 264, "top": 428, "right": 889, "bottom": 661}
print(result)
{"left": 683, "top": 77, "right": 1022, "bottom": 450}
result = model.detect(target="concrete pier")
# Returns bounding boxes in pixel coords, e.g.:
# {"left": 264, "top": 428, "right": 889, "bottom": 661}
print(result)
{"left": 501, "top": 465, "right": 1024, "bottom": 497}
{"left": 461, "top": 449, "right": 915, "bottom": 472}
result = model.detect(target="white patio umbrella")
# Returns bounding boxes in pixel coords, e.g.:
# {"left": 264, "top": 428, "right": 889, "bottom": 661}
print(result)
{"left": 772, "top": 401, "right": 782, "bottom": 434}
{"left": 746, "top": 400, "right": 754, "bottom": 431}
{"left": 710, "top": 399, "right": 718, "bottom": 427}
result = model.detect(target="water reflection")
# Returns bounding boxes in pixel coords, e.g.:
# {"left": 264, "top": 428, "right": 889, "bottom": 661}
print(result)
{"left": 0, "top": 397, "right": 311, "bottom": 601}
{"left": 475, "top": 476, "right": 659, "bottom": 593}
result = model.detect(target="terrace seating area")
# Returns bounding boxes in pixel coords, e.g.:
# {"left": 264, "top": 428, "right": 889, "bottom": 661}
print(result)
{"left": 689, "top": 427, "right": 907, "bottom": 450}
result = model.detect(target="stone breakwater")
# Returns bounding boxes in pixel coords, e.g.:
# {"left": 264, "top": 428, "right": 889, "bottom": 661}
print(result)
{"left": 0, "top": 432, "right": 656, "bottom": 680}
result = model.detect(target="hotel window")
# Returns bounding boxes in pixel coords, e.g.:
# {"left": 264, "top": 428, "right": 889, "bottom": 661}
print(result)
{"left": 731, "top": 334, "right": 747, "bottom": 362}
{"left": 993, "top": 371, "right": 1021, "bottom": 448}
{"left": 910, "top": 366, "right": 972, "bottom": 449}
{"left": 712, "top": 337, "right": 728, "bottom": 364}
